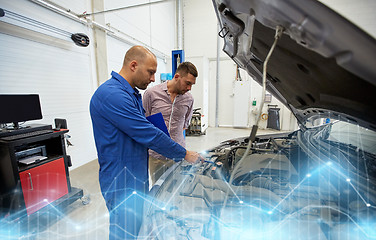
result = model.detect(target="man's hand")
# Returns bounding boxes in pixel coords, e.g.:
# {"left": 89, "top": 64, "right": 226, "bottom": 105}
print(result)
{"left": 185, "top": 150, "right": 204, "bottom": 164}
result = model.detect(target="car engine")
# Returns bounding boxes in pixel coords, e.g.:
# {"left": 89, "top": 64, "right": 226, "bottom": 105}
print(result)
{"left": 139, "top": 130, "right": 376, "bottom": 240}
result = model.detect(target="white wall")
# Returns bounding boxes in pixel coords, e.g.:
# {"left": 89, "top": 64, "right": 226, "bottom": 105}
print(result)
{"left": 183, "top": 0, "right": 220, "bottom": 58}
{"left": 186, "top": 56, "right": 209, "bottom": 132}
{"left": 104, "top": 0, "right": 176, "bottom": 55}
{"left": 0, "top": 0, "right": 98, "bottom": 169}
{"left": 208, "top": 59, "right": 236, "bottom": 127}
{"left": 183, "top": 0, "right": 297, "bottom": 130}
{"left": 184, "top": 0, "right": 231, "bottom": 129}
{"left": 103, "top": 1, "right": 174, "bottom": 89}
{"left": 0, "top": 0, "right": 176, "bottom": 169}
{"left": 206, "top": 60, "right": 296, "bottom": 130}
{"left": 106, "top": 36, "right": 166, "bottom": 90}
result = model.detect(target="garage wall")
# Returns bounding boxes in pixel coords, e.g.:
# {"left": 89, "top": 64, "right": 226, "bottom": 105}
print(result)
{"left": 184, "top": 0, "right": 296, "bottom": 130}
{"left": 104, "top": 0, "right": 176, "bottom": 56}
{"left": 185, "top": 56, "right": 209, "bottom": 132}
{"left": 207, "top": 59, "right": 236, "bottom": 127}
{"left": 0, "top": 0, "right": 97, "bottom": 169}
{"left": 183, "top": 0, "right": 220, "bottom": 58}
{"left": 103, "top": 1, "right": 174, "bottom": 88}
{"left": 106, "top": 36, "right": 166, "bottom": 90}
{"left": 0, "top": 0, "right": 176, "bottom": 169}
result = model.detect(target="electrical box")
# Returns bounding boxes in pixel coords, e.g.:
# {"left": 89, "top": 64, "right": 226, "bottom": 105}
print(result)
{"left": 172, "top": 50, "right": 184, "bottom": 76}
{"left": 233, "top": 81, "right": 251, "bottom": 128}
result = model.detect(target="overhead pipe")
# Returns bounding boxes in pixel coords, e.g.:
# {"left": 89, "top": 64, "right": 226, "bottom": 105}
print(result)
{"left": 80, "top": 0, "right": 169, "bottom": 17}
{"left": 28, "top": 0, "right": 92, "bottom": 28}
{"left": 215, "top": 23, "right": 220, "bottom": 127}
{"left": 28, "top": 0, "right": 168, "bottom": 59}
{"left": 176, "top": 0, "right": 183, "bottom": 49}
{"left": 106, "top": 24, "right": 167, "bottom": 60}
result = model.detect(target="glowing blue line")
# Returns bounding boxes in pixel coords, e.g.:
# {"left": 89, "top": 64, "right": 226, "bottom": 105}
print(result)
{"left": 103, "top": 167, "right": 137, "bottom": 195}
{"left": 270, "top": 165, "right": 325, "bottom": 211}
{"left": 110, "top": 194, "right": 134, "bottom": 212}
{"left": 325, "top": 162, "right": 372, "bottom": 207}
{"left": 222, "top": 178, "right": 241, "bottom": 201}
{"left": 271, "top": 176, "right": 307, "bottom": 211}
{"left": 270, "top": 161, "right": 334, "bottom": 212}
{"left": 164, "top": 166, "right": 198, "bottom": 206}
{"left": 112, "top": 223, "right": 137, "bottom": 239}
{"left": 289, "top": 204, "right": 376, "bottom": 239}
{"left": 348, "top": 181, "right": 370, "bottom": 206}
{"left": 46, "top": 203, "right": 80, "bottom": 226}
{"left": 135, "top": 193, "right": 171, "bottom": 211}
{"left": 325, "top": 162, "right": 350, "bottom": 179}
{"left": 258, "top": 158, "right": 275, "bottom": 175}
{"left": 269, "top": 159, "right": 372, "bottom": 212}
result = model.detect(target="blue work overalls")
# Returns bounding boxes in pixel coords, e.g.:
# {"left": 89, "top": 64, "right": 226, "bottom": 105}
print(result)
{"left": 90, "top": 71, "right": 186, "bottom": 239}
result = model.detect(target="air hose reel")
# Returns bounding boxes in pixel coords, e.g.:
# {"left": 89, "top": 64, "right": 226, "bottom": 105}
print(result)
{"left": 71, "top": 33, "right": 90, "bottom": 47}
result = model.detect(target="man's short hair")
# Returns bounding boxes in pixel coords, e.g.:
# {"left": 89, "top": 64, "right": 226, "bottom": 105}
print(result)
{"left": 176, "top": 62, "right": 198, "bottom": 78}
{"left": 123, "top": 45, "right": 155, "bottom": 66}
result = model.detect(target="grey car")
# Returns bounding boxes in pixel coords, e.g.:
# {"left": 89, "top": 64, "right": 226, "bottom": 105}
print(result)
{"left": 138, "top": 0, "right": 376, "bottom": 239}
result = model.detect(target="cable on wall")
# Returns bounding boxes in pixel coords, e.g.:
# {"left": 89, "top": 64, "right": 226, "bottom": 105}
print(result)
{"left": 0, "top": 8, "right": 89, "bottom": 47}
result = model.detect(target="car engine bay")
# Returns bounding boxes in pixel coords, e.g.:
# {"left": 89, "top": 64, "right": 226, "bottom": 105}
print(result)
{"left": 139, "top": 129, "right": 376, "bottom": 240}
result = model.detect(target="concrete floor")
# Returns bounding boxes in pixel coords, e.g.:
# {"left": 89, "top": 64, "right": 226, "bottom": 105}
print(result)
{"left": 33, "top": 127, "right": 279, "bottom": 239}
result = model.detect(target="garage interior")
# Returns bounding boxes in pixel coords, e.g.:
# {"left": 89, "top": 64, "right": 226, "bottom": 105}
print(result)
{"left": 0, "top": 0, "right": 375, "bottom": 239}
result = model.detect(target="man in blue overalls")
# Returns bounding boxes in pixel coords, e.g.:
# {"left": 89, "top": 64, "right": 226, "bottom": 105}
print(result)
{"left": 90, "top": 46, "right": 202, "bottom": 239}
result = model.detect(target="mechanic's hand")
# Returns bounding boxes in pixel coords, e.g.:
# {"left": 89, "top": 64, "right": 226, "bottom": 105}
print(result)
{"left": 185, "top": 150, "right": 204, "bottom": 164}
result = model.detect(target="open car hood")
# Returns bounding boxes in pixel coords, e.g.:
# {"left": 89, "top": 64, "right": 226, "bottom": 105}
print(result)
{"left": 212, "top": 0, "right": 376, "bottom": 130}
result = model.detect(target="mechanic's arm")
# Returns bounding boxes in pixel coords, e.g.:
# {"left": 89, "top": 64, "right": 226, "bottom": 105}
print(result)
{"left": 103, "top": 93, "right": 202, "bottom": 162}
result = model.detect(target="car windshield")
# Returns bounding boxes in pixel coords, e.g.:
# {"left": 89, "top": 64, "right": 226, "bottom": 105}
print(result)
{"left": 327, "top": 121, "right": 376, "bottom": 155}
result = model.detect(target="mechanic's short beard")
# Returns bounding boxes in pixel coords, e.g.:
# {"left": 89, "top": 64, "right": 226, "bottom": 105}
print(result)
{"left": 177, "top": 88, "right": 186, "bottom": 95}
{"left": 136, "top": 82, "right": 148, "bottom": 90}
{"left": 140, "top": 84, "right": 148, "bottom": 90}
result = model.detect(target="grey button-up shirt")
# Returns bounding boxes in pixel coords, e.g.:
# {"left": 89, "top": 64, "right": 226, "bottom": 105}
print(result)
{"left": 143, "top": 82, "right": 194, "bottom": 160}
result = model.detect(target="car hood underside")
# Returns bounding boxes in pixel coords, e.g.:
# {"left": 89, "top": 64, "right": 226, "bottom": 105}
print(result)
{"left": 212, "top": 0, "right": 376, "bottom": 130}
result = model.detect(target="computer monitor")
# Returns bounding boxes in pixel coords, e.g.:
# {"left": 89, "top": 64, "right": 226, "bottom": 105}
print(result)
{"left": 0, "top": 94, "right": 43, "bottom": 129}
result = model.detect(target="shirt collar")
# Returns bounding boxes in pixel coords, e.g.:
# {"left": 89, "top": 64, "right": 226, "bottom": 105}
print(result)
{"left": 162, "top": 81, "right": 181, "bottom": 98}
{"left": 162, "top": 81, "right": 168, "bottom": 92}
{"left": 111, "top": 71, "right": 138, "bottom": 96}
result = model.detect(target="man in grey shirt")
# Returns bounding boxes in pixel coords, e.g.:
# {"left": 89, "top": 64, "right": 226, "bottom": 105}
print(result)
{"left": 143, "top": 62, "right": 198, "bottom": 185}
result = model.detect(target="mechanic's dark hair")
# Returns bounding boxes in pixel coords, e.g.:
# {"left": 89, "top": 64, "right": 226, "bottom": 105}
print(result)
{"left": 176, "top": 61, "right": 198, "bottom": 78}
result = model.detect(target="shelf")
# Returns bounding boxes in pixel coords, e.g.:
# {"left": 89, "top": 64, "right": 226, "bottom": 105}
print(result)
{"left": 18, "top": 155, "right": 64, "bottom": 172}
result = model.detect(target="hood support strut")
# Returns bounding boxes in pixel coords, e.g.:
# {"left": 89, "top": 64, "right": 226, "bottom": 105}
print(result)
{"left": 250, "top": 26, "right": 283, "bottom": 143}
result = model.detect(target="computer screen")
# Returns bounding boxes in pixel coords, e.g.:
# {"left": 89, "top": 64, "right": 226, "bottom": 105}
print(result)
{"left": 0, "top": 94, "right": 43, "bottom": 128}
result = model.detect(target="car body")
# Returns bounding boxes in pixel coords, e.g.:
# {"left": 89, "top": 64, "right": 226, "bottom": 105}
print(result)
{"left": 138, "top": 0, "right": 376, "bottom": 239}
